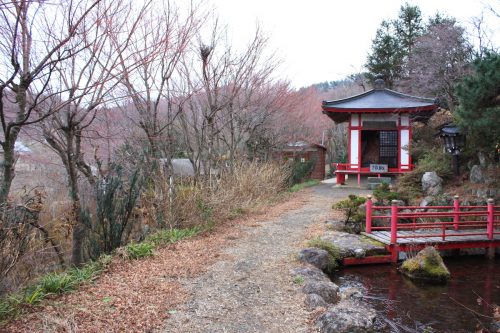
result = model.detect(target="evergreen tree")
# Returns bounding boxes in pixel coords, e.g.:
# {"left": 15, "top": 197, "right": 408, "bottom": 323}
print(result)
{"left": 455, "top": 52, "right": 500, "bottom": 153}
{"left": 427, "top": 12, "right": 456, "bottom": 27}
{"left": 365, "top": 20, "right": 404, "bottom": 88}
{"left": 393, "top": 3, "right": 424, "bottom": 57}
{"left": 365, "top": 3, "right": 424, "bottom": 87}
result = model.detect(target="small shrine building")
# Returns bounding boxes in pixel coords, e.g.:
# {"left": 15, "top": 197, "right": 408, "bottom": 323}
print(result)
{"left": 321, "top": 78, "right": 438, "bottom": 186}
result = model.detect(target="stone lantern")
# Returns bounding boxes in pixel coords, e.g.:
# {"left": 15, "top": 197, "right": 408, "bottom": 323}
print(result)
{"left": 439, "top": 124, "right": 466, "bottom": 177}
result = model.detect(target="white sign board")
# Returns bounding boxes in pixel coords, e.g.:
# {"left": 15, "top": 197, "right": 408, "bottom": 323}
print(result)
{"left": 370, "top": 164, "right": 388, "bottom": 173}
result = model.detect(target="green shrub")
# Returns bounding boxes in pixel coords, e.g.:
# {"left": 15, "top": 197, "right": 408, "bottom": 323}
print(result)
{"left": 0, "top": 254, "right": 112, "bottom": 323}
{"left": 306, "top": 237, "right": 341, "bottom": 272}
{"left": 373, "top": 183, "right": 402, "bottom": 205}
{"left": 38, "top": 273, "right": 77, "bottom": 294}
{"left": 123, "top": 242, "right": 154, "bottom": 260}
{"left": 22, "top": 287, "right": 45, "bottom": 305}
{"left": 414, "top": 148, "right": 453, "bottom": 179}
{"left": 0, "top": 294, "right": 22, "bottom": 322}
{"left": 196, "top": 199, "right": 214, "bottom": 226}
{"left": 396, "top": 148, "right": 452, "bottom": 201}
{"left": 90, "top": 163, "right": 145, "bottom": 258}
{"left": 36, "top": 254, "right": 111, "bottom": 295}
{"left": 290, "top": 160, "right": 315, "bottom": 185}
{"left": 146, "top": 227, "right": 201, "bottom": 247}
{"left": 292, "top": 275, "right": 305, "bottom": 285}
{"left": 333, "top": 195, "right": 366, "bottom": 233}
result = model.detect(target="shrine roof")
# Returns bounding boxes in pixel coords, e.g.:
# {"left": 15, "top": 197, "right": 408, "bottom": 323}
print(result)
{"left": 322, "top": 88, "right": 436, "bottom": 110}
{"left": 321, "top": 79, "right": 438, "bottom": 123}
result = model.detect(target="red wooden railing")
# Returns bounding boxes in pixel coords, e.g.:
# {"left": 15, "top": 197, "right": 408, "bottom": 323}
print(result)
{"left": 365, "top": 195, "right": 500, "bottom": 244}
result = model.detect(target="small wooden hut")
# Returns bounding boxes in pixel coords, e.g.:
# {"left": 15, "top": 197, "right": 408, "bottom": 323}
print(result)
{"left": 278, "top": 141, "right": 326, "bottom": 180}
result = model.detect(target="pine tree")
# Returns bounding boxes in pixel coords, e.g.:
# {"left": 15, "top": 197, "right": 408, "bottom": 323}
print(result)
{"left": 365, "top": 21, "right": 404, "bottom": 88}
{"left": 365, "top": 3, "right": 424, "bottom": 87}
{"left": 455, "top": 52, "right": 500, "bottom": 153}
{"left": 394, "top": 3, "right": 424, "bottom": 57}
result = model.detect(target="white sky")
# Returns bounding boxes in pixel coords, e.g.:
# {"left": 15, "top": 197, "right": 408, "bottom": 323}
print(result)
{"left": 210, "top": 0, "right": 500, "bottom": 88}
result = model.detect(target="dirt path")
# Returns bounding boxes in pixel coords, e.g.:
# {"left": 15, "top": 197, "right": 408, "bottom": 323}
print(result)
{"left": 163, "top": 184, "right": 370, "bottom": 333}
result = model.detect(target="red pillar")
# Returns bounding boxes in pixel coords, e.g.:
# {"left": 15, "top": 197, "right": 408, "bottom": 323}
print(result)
{"left": 487, "top": 198, "right": 494, "bottom": 240}
{"left": 347, "top": 117, "right": 352, "bottom": 169}
{"left": 391, "top": 200, "right": 398, "bottom": 244}
{"left": 366, "top": 195, "right": 372, "bottom": 233}
{"left": 453, "top": 195, "right": 460, "bottom": 231}
{"left": 357, "top": 115, "right": 361, "bottom": 188}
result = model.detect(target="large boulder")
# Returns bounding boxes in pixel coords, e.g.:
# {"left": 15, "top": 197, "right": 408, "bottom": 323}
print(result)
{"left": 422, "top": 172, "right": 443, "bottom": 196}
{"left": 290, "top": 266, "right": 329, "bottom": 282}
{"left": 304, "top": 293, "right": 328, "bottom": 310}
{"left": 302, "top": 280, "right": 340, "bottom": 304}
{"left": 298, "top": 248, "right": 330, "bottom": 270}
{"left": 340, "top": 287, "right": 364, "bottom": 300}
{"left": 470, "top": 165, "right": 485, "bottom": 183}
{"left": 321, "top": 232, "right": 386, "bottom": 259}
{"left": 400, "top": 246, "right": 450, "bottom": 283}
{"left": 419, "top": 196, "right": 434, "bottom": 207}
{"left": 316, "top": 300, "right": 377, "bottom": 333}
{"left": 478, "top": 152, "right": 488, "bottom": 168}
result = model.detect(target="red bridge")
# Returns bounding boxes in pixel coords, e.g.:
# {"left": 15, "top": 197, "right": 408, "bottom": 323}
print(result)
{"left": 356, "top": 196, "right": 500, "bottom": 264}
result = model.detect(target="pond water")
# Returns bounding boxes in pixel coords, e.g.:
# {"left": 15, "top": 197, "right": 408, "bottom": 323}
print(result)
{"left": 332, "top": 256, "right": 500, "bottom": 333}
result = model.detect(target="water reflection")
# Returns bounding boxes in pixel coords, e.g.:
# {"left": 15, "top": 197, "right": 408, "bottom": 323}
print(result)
{"left": 332, "top": 257, "right": 500, "bottom": 333}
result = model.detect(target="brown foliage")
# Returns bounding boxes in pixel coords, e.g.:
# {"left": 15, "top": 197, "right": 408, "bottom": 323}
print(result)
{"left": 3, "top": 182, "right": 309, "bottom": 333}
{"left": 172, "top": 160, "right": 290, "bottom": 228}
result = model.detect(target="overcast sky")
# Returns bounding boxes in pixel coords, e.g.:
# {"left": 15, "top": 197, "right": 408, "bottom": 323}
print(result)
{"left": 210, "top": 0, "right": 500, "bottom": 88}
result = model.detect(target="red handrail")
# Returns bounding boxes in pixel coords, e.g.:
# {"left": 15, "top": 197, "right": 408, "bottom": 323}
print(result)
{"left": 365, "top": 196, "right": 498, "bottom": 244}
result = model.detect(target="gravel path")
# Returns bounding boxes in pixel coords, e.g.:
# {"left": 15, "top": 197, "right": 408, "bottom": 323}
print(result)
{"left": 163, "top": 184, "right": 370, "bottom": 333}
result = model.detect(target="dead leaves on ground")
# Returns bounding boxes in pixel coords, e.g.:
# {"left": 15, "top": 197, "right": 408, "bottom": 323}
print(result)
{"left": 3, "top": 191, "right": 310, "bottom": 333}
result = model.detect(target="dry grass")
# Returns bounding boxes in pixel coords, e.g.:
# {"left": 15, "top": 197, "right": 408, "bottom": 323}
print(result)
{"left": 1, "top": 160, "right": 289, "bottom": 299}
{"left": 2, "top": 189, "right": 309, "bottom": 332}
{"left": 173, "top": 160, "right": 289, "bottom": 228}
{"left": 214, "top": 160, "right": 289, "bottom": 207}
{"left": 0, "top": 188, "right": 72, "bottom": 296}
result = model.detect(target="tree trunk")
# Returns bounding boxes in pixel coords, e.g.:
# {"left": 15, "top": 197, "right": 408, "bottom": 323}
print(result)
{"left": 0, "top": 140, "right": 16, "bottom": 205}
{"left": 0, "top": 85, "right": 28, "bottom": 206}
{"left": 68, "top": 150, "right": 85, "bottom": 266}
{"left": 44, "top": 127, "right": 87, "bottom": 266}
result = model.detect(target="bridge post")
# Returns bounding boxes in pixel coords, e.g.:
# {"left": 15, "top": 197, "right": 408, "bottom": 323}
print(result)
{"left": 366, "top": 195, "right": 372, "bottom": 233}
{"left": 391, "top": 200, "right": 398, "bottom": 244}
{"left": 453, "top": 195, "right": 460, "bottom": 231}
{"left": 487, "top": 198, "right": 494, "bottom": 240}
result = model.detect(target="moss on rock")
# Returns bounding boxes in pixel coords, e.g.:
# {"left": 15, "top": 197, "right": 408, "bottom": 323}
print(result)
{"left": 400, "top": 247, "right": 450, "bottom": 283}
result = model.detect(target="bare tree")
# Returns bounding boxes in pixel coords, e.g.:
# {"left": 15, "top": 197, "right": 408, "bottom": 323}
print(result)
{"left": 218, "top": 81, "right": 290, "bottom": 166}
{"left": 399, "top": 20, "right": 474, "bottom": 111}
{"left": 37, "top": 0, "right": 148, "bottom": 265}
{"left": 114, "top": 0, "right": 201, "bottom": 168}
{"left": 0, "top": 0, "right": 102, "bottom": 206}
{"left": 470, "top": 11, "right": 499, "bottom": 57}
{"left": 178, "top": 24, "right": 281, "bottom": 176}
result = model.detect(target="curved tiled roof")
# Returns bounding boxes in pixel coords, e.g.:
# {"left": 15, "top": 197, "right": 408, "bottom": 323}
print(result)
{"left": 321, "top": 86, "right": 438, "bottom": 123}
{"left": 322, "top": 88, "right": 436, "bottom": 110}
